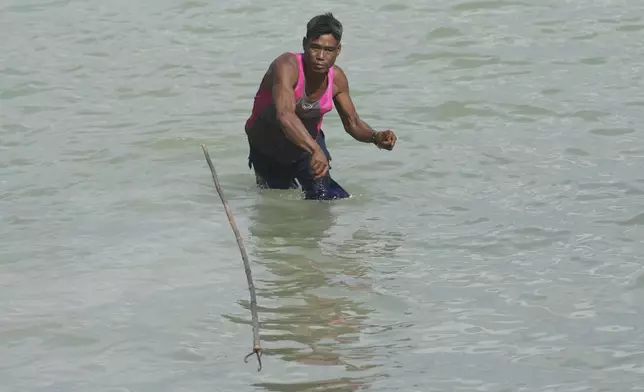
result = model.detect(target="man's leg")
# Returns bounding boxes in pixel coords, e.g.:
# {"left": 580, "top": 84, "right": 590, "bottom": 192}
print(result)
{"left": 248, "top": 145, "right": 298, "bottom": 190}
{"left": 294, "top": 131, "right": 350, "bottom": 200}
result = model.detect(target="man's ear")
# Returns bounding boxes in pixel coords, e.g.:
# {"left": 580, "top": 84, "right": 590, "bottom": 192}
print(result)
{"left": 337, "top": 43, "right": 342, "bottom": 55}
{"left": 302, "top": 36, "right": 307, "bottom": 49}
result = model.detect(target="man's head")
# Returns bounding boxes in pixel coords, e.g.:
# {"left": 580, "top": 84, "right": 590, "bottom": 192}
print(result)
{"left": 302, "top": 13, "right": 342, "bottom": 74}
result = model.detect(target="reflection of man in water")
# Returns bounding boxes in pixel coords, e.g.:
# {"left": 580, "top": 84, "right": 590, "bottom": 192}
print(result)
{"left": 246, "top": 197, "right": 372, "bottom": 373}
{"left": 229, "top": 196, "right": 406, "bottom": 390}
{"left": 247, "top": 195, "right": 337, "bottom": 247}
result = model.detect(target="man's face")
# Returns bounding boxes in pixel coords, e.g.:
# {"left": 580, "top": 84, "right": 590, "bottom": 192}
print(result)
{"left": 302, "top": 34, "right": 341, "bottom": 74}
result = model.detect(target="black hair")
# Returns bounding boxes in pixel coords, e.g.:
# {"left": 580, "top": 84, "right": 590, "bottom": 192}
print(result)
{"left": 305, "top": 12, "right": 342, "bottom": 42}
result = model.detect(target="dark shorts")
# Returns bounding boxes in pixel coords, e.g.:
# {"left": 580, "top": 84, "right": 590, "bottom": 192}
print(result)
{"left": 247, "top": 131, "right": 350, "bottom": 200}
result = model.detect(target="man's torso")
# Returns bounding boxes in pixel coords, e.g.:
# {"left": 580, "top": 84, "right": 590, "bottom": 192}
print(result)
{"left": 245, "top": 52, "right": 336, "bottom": 163}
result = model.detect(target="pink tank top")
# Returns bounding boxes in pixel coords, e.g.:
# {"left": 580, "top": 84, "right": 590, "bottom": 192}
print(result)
{"left": 245, "top": 52, "right": 335, "bottom": 139}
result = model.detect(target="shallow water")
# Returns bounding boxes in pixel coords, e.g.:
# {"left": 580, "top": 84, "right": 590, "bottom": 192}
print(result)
{"left": 2, "top": 0, "right": 644, "bottom": 391}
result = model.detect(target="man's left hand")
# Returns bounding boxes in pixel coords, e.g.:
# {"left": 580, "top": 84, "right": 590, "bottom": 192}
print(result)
{"left": 374, "top": 130, "right": 397, "bottom": 150}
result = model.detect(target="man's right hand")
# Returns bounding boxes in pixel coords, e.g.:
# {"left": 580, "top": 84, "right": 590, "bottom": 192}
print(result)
{"left": 310, "top": 147, "right": 329, "bottom": 179}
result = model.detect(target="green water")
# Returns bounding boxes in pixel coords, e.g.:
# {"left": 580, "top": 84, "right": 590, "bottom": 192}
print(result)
{"left": 2, "top": 0, "right": 644, "bottom": 390}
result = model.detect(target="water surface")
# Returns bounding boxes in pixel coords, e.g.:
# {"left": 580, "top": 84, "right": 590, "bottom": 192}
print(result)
{"left": 2, "top": 0, "right": 644, "bottom": 391}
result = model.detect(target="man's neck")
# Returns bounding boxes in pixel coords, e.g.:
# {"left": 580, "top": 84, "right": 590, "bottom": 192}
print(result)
{"left": 303, "top": 66, "right": 327, "bottom": 87}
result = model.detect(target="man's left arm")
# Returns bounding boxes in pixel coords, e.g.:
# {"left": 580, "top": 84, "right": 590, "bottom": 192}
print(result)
{"left": 332, "top": 66, "right": 397, "bottom": 150}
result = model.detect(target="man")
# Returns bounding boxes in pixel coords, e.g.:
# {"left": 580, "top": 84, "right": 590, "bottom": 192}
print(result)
{"left": 244, "top": 12, "right": 397, "bottom": 200}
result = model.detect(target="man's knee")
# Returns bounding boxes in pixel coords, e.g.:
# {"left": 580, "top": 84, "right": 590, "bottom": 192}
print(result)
{"left": 301, "top": 176, "right": 350, "bottom": 200}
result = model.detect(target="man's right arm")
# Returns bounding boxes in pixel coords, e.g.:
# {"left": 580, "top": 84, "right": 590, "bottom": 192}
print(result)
{"left": 272, "top": 54, "right": 321, "bottom": 156}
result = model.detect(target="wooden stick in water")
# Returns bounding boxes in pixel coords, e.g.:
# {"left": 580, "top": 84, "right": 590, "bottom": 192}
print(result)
{"left": 201, "top": 144, "right": 262, "bottom": 371}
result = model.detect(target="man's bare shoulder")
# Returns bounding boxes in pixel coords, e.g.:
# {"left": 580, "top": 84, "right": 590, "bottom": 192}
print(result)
{"left": 269, "top": 52, "right": 299, "bottom": 73}
{"left": 332, "top": 64, "right": 349, "bottom": 95}
{"left": 333, "top": 64, "right": 348, "bottom": 78}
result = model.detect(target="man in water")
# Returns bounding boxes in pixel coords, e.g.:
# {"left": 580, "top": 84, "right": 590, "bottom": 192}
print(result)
{"left": 244, "top": 12, "right": 397, "bottom": 200}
